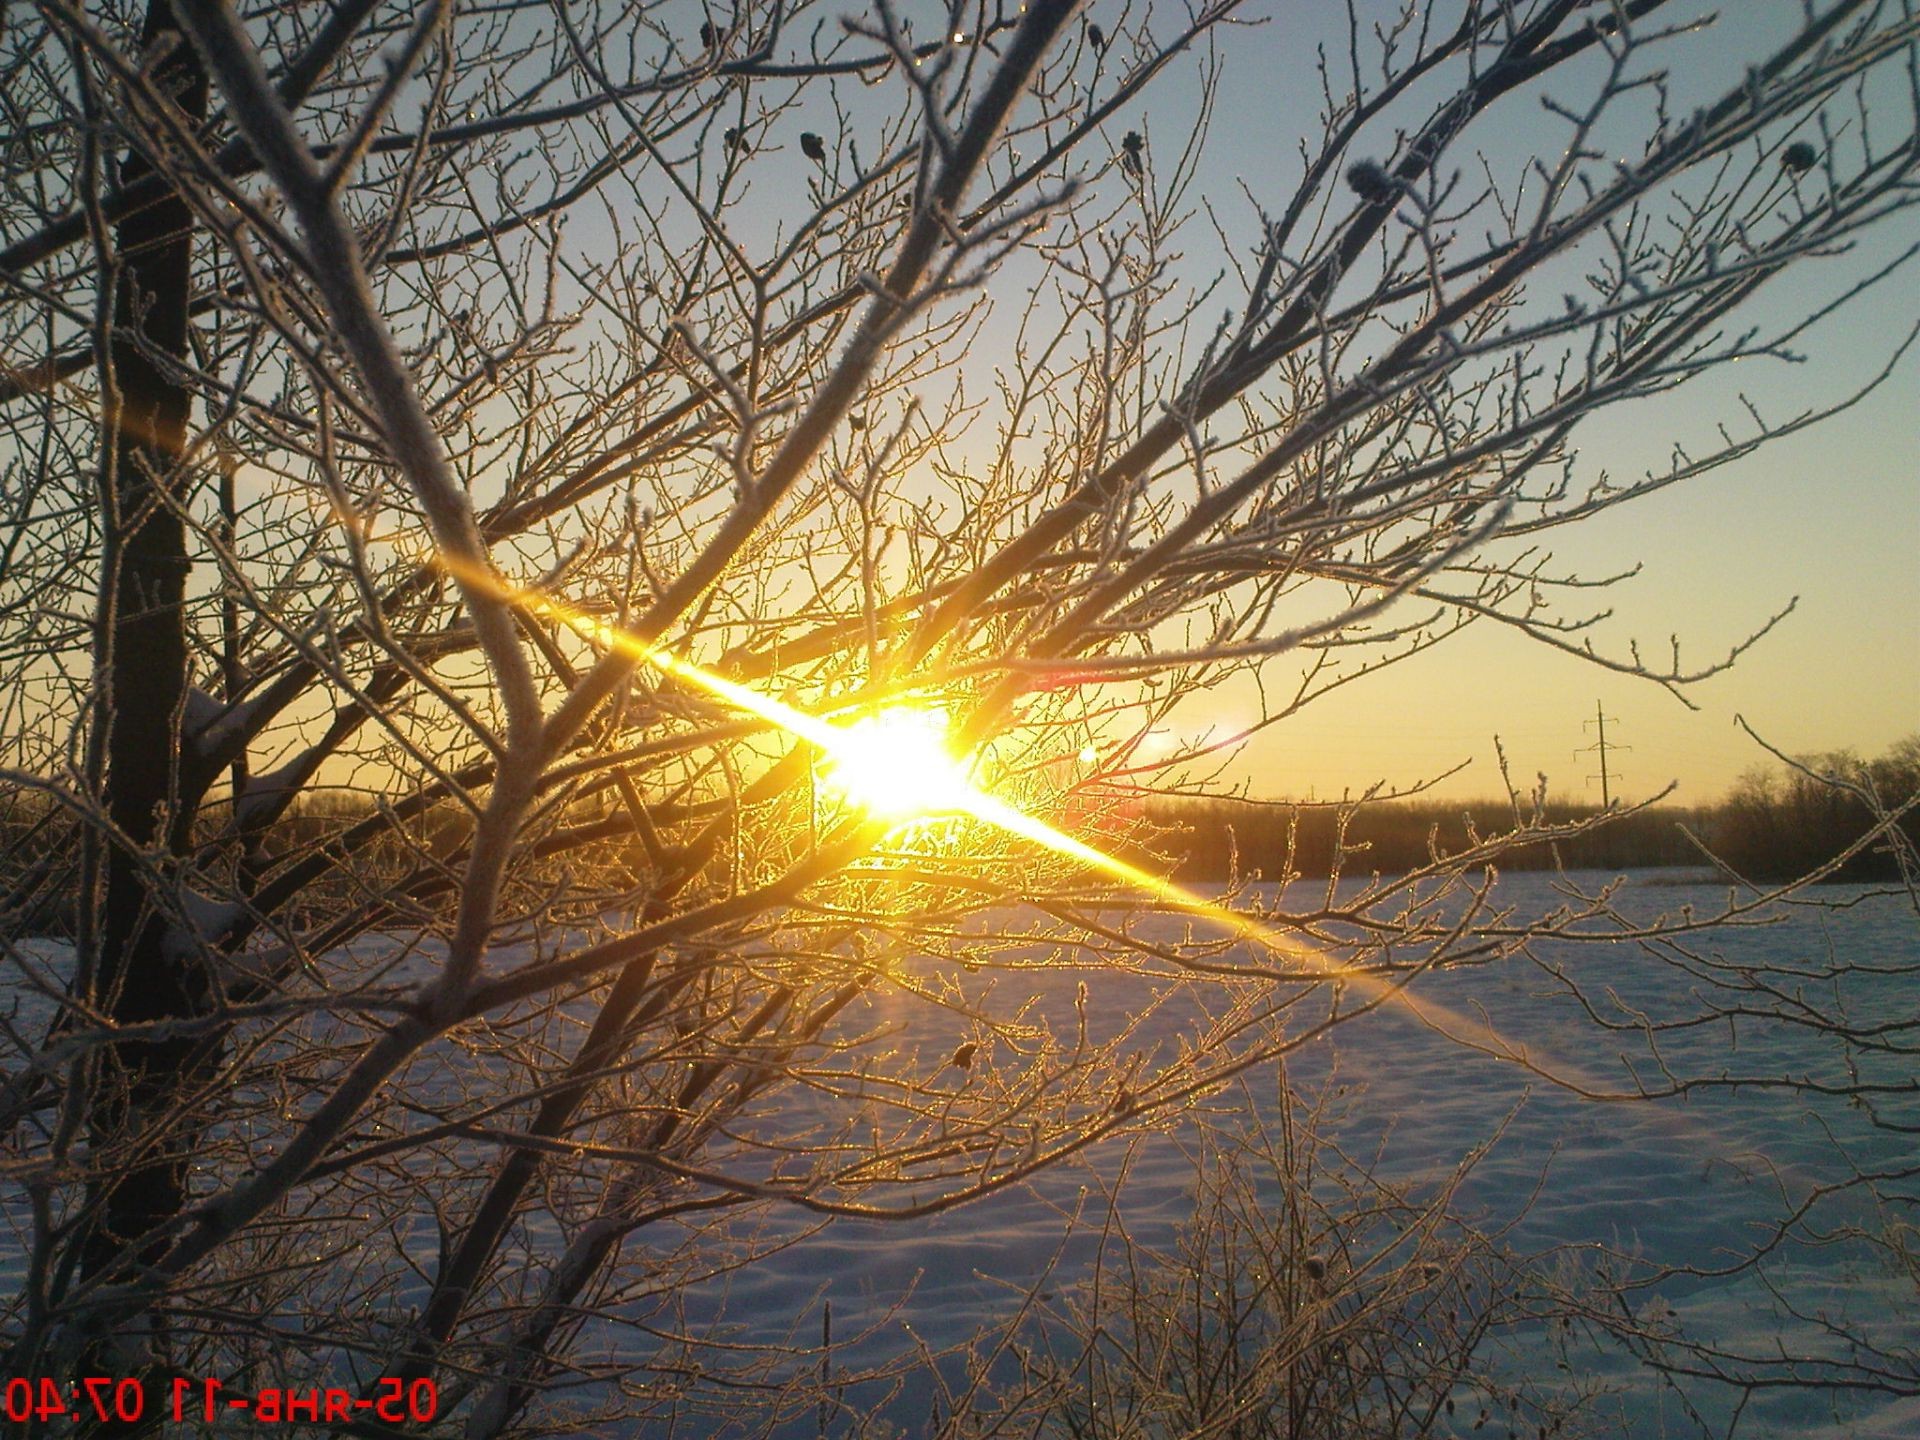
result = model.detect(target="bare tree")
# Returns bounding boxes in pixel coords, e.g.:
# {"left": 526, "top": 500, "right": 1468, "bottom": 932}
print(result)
{"left": 1, "top": 0, "right": 1916, "bottom": 1434}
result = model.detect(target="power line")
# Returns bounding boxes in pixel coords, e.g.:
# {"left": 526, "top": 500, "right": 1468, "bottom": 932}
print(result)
{"left": 1577, "top": 701, "right": 1630, "bottom": 807}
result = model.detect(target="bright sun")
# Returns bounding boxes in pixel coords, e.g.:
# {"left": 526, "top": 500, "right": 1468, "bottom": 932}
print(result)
{"left": 823, "top": 709, "right": 976, "bottom": 820}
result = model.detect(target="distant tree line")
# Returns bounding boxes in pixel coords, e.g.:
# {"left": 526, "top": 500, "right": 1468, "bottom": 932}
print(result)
{"left": 1141, "top": 736, "right": 1920, "bottom": 884}
{"left": 1142, "top": 793, "right": 1708, "bottom": 882}
{"left": 1712, "top": 736, "right": 1920, "bottom": 881}
{"left": 5, "top": 735, "right": 1916, "bottom": 941}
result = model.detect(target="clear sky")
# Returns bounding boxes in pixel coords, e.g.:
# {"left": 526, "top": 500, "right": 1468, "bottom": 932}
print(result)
{"left": 472, "top": 1, "right": 1918, "bottom": 807}
{"left": 265, "top": 0, "right": 1916, "bottom": 811}
{"left": 1122, "top": 1, "right": 1920, "bottom": 804}
{"left": 1203, "top": 312, "right": 1920, "bottom": 805}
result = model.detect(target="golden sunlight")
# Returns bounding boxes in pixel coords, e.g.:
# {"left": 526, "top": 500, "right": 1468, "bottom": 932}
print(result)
{"left": 822, "top": 709, "right": 974, "bottom": 820}
{"left": 426, "top": 549, "right": 1546, "bottom": 1071}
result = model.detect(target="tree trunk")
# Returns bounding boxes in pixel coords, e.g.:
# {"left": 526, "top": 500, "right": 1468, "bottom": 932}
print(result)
{"left": 83, "top": 0, "right": 210, "bottom": 1296}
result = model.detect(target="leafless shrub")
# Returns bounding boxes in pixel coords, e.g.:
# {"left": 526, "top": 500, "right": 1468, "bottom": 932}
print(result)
{"left": 1017, "top": 1082, "right": 1609, "bottom": 1440}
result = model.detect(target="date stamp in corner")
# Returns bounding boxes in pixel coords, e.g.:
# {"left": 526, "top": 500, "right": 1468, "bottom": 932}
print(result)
{"left": 5, "top": 1374, "right": 438, "bottom": 1427}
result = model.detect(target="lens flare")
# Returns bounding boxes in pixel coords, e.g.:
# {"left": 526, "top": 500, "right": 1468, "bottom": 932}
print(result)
{"left": 425, "top": 553, "right": 1334, "bottom": 979}
{"left": 822, "top": 709, "right": 974, "bottom": 819}
{"left": 373, "top": 547, "right": 1779, "bottom": 1183}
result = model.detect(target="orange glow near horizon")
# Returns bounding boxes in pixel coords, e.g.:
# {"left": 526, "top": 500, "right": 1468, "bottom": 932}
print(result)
{"left": 448, "top": 555, "right": 1347, "bottom": 962}
{"left": 429, "top": 552, "right": 1547, "bottom": 1061}
{"left": 488, "top": 570, "right": 1439, "bottom": 1005}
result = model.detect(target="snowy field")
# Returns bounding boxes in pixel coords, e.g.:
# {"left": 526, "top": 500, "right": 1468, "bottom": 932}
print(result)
{"left": 677, "top": 871, "right": 1920, "bottom": 1439}
{"left": 5, "top": 871, "right": 1915, "bottom": 1438}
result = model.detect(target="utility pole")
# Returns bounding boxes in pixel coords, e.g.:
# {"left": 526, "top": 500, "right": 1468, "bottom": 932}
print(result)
{"left": 1578, "top": 701, "right": 1629, "bottom": 808}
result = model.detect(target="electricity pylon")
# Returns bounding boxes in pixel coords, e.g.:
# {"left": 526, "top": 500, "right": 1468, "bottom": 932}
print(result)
{"left": 1577, "top": 701, "right": 1629, "bottom": 808}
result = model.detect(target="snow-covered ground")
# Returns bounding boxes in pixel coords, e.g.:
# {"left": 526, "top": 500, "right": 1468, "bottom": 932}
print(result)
{"left": 5, "top": 872, "right": 1914, "bottom": 1437}
{"left": 677, "top": 872, "right": 1920, "bottom": 1438}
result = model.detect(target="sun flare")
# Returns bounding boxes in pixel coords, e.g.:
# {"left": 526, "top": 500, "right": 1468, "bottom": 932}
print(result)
{"left": 822, "top": 709, "right": 975, "bottom": 820}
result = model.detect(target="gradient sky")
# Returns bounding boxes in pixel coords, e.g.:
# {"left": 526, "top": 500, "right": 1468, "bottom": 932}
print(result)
{"left": 228, "top": 1, "right": 1917, "bottom": 809}
{"left": 520, "top": 1, "right": 1917, "bottom": 807}
{"left": 1121, "top": 1, "right": 1920, "bottom": 804}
